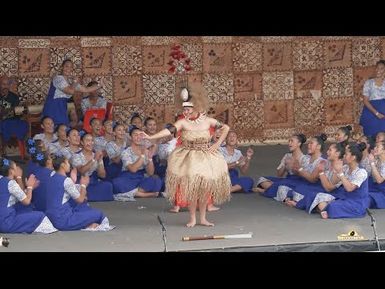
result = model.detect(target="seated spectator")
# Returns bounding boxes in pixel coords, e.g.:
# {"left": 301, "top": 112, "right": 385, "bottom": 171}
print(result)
{"left": 219, "top": 130, "right": 254, "bottom": 193}
{"left": 33, "top": 116, "right": 58, "bottom": 148}
{"left": 45, "top": 155, "right": 114, "bottom": 231}
{"left": 0, "top": 157, "right": 57, "bottom": 234}
{"left": 0, "top": 76, "right": 28, "bottom": 157}
{"left": 80, "top": 81, "right": 107, "bottom": 118}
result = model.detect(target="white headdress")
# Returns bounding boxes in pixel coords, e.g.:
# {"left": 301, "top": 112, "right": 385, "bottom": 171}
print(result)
{"left": 181, "top": 88, "right": 194, "bottom": 107}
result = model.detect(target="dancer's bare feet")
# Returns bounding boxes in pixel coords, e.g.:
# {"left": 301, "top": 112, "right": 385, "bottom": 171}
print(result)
{"left": 207, "top": 204, "right": 220, "bottom": 212}
{"left": 169, "top": 206, "right": 180, "bottom": 213}
{"left": 186, "top": 217, "right": 196, "bottom": 227}
{"left": 320, "top": 211, "right": 328, "bottom": 219}
{"left": 199, "top": 219, "right": 214, "bottom": 226}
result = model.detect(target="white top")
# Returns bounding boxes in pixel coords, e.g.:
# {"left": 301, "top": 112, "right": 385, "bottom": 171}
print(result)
{"left": 53, "top": 75, "right": 78, "bottom": 99}
{"left": 277, "top": 153, "right": 309, "bottom": 175}
{"left": 71, "top": 151, "right": 99, "bottom": 176}
{"left": 33, "top": 133, "right": 58, "bottom": 149}
{"left": 158, "top": 138, "right": 177, "bottom": 161}
{"left": 121, "top": 147, "right": 150, "bottom": 171}
{"left": 7, "top": 179, "right": 26, "bottom": 208}
{"left": 343, "top": 166, "right": 368, "bottom": 188}
{"left": 48, "top": 140, "right": 69, "bottom": 157}
{"left": 106, "top": 140, "right": 127, "bottom": 159}
{"left": 363, "top": 78, "right": 385, "bottom": 101}
{"left": 219, "top": 146, "right": 243, "bottom": 163}
{"left": 94, "top": 136, "right": 108, "bottom": 152}
{"left": 360, "top": 156, "right": 372, "bottom": 176}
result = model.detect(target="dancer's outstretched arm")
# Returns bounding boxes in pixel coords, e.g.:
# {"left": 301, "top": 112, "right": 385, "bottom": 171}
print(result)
{"left": 141, "top": 120, "right": 184, "bottom": 140}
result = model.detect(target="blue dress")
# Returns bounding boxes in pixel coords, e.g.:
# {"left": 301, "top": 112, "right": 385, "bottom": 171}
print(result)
{"left": 309, "top": 167, "right": 369, "bottom": 218}
{"left": 45, "top": 173, "right": 106, "bottom": 231}
{"left": 0, "top": 176, "right": 56, "bottom": 233}
{"left": 29, "top": 166, "right": 54, "bottom": 212}
{"left": 367, "top": 176, "right": 385, "bottom": 208}
{"left": 26, "top": 160, "right": 40, "bottom": 176}
{"left": 367, "top": 160, "right": 385, "bottom": 208}
{"left": 359, "top": 78, "right": 385, "bottom": 137}
{"left": 105, "top": 140, "right": 127, "bottom": 180}
{"left": 42, "top": 75, "right": 73, "bottom": 126}
{"left": 112, "top": 147, "right": 162, "bottom": 194}
{"left": 219, "top": 147, "right": 254, "bottom": 193}
{"left": 71, "top": 151, "right": 114, "bottom": 202}
{"left": 281, "top": 163, "right": 342, "bottom": 210}
{"left": 261, "top": 154, "right": 321, "bottom": 200}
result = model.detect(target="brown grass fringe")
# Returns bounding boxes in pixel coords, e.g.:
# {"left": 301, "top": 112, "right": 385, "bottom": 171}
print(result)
{"left": 165, "top": 172, "right": 231, "bottom": 205}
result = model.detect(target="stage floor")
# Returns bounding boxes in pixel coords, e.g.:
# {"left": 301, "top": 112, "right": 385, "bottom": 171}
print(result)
{"left": 2, "top": 145, "right": 384, "bottom": 252}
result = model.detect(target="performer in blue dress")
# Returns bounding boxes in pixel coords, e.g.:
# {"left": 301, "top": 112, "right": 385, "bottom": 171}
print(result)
{"left": 46, "top": 155, "right": 113, "bottom": 231}
{"left": 219, "top": 130, "right": 254, "bottom": 193}
{"left": 273, "top": 134, "right": 327, "bottom": 203}
{"left": 105, "top": 123, "right": 126, "bottom": 180}
{"left": 284, "top": 143, "right": 345, "bottom": 211}
{"left": 42, "top": 59, "right": 103, "bottom": 126}
{"left": 253, "top": 134, "right": 309, "bottom": 196}
{"left": 359, "top": 60, "right": 385, "bottom": 137}
{"left": 71, "top": 133, "right": 113, "bottom": 201}
{"left": 48, "top": 124, "right": 68, "bottom": 157}
{"left": 33, "top": 116, "right": 58, "bottom": 148}
{"left": 334, "top": 125, "right": 352, "bottom": 148}
{"left": 0, "top": 158, "right": 57, "bottom": 234}
{"left": 29, "top": 151, "right": 54, "bottom": 212}
{"left": 367, "top": 140, "right": 385, "bottom": 208}
{"left": 359, "top": 135, "right": 375, "bottom": 176}
{"left": 308, "top": 143, "right": 369, "bottom": 219}
{"left": 112, "top": 126, "right": 162, "bottom": 199}
{"left": 60, "top": 128, "right": 82, "bottom": 161}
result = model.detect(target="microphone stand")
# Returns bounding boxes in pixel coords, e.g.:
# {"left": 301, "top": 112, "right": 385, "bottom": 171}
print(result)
{"left": 157, "top": 215, "right": 167, "bottom": 252}
{"left": 366, "top": 209, "right": 381, "bottom": 251}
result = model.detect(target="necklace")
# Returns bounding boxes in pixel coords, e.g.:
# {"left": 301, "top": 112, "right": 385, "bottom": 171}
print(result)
{"left": 186, "top": 113, "right": 206, "bottom": 124}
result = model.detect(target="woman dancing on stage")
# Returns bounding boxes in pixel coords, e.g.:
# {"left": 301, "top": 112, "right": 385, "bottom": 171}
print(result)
{"left": 141, "top": 83, "right": 231, "bottom": 227}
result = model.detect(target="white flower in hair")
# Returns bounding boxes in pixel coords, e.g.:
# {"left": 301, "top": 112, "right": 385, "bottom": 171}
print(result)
{"left": 181, "top": 88, "right": 189, "bottom": 101}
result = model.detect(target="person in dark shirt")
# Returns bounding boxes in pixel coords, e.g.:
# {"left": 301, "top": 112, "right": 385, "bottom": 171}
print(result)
{"left": 0, "top": 76, "right": 20, "bottom": 119}
{"left": 0, "top": 76, "right": 28, "bottom": 156}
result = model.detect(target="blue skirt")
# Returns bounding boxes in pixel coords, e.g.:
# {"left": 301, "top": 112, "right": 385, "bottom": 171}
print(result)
{"left": 0, "top": 205, "right": 46, "bottom": 233}
{"left": 86, "top": 173, "right": 114, "bottom": 202}
{"left": 112, "top": 170, "right": 162, "bottom": 194}
{"left": 327, "top": 199, "right": 367, "bottom": 219}
{"left": 262, "top": 175, "right": 302, "bottom": 198}
{"left": 359, "top": 99, "right": 385, "bottom": 137}
{"left": 368, "top": 176, "right": 385, "bottom": 209}
{"left": 46, "top": 202, "right": 104, "bottom": 231}
{"left": 229, "top": 169, "right": 254, "bottom": 193}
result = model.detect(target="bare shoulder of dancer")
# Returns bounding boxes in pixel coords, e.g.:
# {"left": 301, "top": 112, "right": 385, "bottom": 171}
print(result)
{"left": 207, "top": 116, "right": 221, "bottom": 127}
{"left": 173, "top": 119, "right": 185, "bottom": 130}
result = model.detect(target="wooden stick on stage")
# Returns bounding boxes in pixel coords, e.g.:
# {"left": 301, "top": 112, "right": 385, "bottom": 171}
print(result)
{"left": 182, "top": 233, "right": 252, "bottom": 241}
